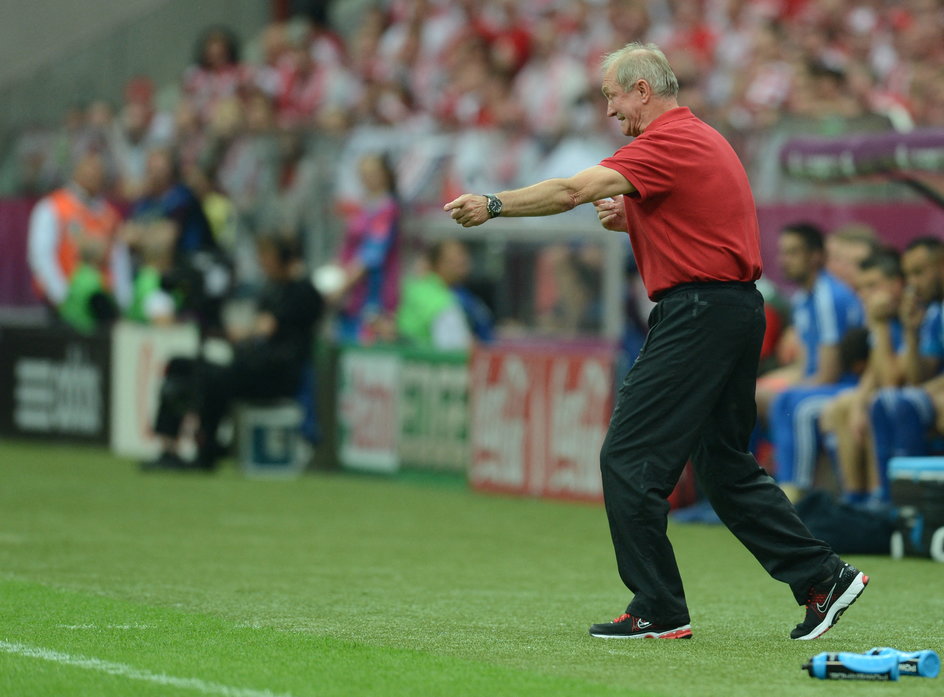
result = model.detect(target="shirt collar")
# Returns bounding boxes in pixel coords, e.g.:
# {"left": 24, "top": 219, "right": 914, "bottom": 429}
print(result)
{"left": 643, "top": 106, "right": 694, "bottom": 133}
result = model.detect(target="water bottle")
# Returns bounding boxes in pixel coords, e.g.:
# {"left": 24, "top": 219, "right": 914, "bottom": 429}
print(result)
{"left": 867, "top": 648, "right": 940, "bottom": 678}
{"left": 803, "top": 652, "right": 900, "bottom": 681}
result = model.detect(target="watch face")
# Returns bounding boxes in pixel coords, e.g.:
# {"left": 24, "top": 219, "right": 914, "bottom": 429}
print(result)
{"left": 487, "top": 196, "right": 502, "bottom": 216}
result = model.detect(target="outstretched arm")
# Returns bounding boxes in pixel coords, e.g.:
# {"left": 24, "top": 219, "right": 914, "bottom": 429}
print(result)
{"left": 444, "top": 165, "right": 635, "bottom": 227}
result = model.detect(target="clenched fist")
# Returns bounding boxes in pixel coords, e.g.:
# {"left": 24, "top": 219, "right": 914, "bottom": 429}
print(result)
{"left": 592, "top": 196, "right": 627, "bottom": 232}
{"left": 444, "top": 194, "right": 489, "bottom": 228}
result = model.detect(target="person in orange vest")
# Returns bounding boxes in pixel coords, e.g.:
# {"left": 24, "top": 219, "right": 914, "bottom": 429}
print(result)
{"left": 27, "top": 151, "right": 132, "bottom": 331}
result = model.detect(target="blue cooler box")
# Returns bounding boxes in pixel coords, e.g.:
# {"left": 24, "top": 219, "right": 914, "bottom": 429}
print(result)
{"left": 889, "top": 457, "right": 944, "bottom": 562}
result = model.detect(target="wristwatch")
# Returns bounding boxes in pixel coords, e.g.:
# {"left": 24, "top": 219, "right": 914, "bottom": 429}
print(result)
{"left": 484, "top": 194, "right": 503, "bottom": 218}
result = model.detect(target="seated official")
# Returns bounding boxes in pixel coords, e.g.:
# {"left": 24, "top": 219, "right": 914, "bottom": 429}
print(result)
{"left": 145, "top": 234, "right": 323, "bottom": 471}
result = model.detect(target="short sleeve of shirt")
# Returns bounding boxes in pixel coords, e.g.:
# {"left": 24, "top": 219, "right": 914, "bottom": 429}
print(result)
{"left": 920, "top": 302, "right": 944, "bottom": 359}
{"left": 812, "top": 275, "right": 861, "bottom": 345}
{"left": 813, "top": 282, "right": 842, "bottom": 345}
{"left": 599, "top": 138, "right": 676, "bottom": 201}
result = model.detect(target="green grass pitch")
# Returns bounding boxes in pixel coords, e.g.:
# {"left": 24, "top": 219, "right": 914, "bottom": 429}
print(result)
{"left": 1, "top": 441, "right": 941, "bottom": 696}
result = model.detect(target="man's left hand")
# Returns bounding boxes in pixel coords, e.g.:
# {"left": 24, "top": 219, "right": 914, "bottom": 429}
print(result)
{"left": 444, "top": 194, "right": 489, "bottom": 227}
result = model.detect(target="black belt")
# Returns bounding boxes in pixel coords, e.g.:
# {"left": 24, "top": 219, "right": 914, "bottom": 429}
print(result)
{"left": 655, "top": 280, "right": 756, "bottom": 301}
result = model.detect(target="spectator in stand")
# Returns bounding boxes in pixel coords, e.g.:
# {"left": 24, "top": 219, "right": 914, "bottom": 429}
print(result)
{"left": 790, "top": 59, "right": 869, "bottom": 121}
{"left": 434, "top": 34, "right": 494, "bottom": 129}
{"left": 651, "top": 0, "right": 716, "bottom": 67}
{"left": 38, "top": 104, "right": 91, "bottom": 192}
{"left": 144, "top": 233, "right": 323, "bottom": 472}
{"left": 274, "top": 21, "right": 359, "bottom": 130}
{"left": 485, "top": 0, "right": 532, "bottom": 81}
{"left": 182, "top": 25, "right": 248, "bottom": 125}
{"left": 208, "top": 93, "right": 278, "bottom": 229}
{"left": 722, "top": 20, "right": 794, "bottom": 130}
{"left": 131, "top": 147, "right": 217, "bottom": 257}
{"left": 819, "top": 250, "right": 907, "bottom": 505}
{"left": 446, "top": 77, "right": 543, "bottom": 198}
{"left": 331, "top": 152, "right": 401, "bottom": 344}
{"left": 535, "top": 243, "right": 604, "bottom": 336}
{"left": 252, "top": 22, "right": 291, "bottom": 98}
{"left": 169, "top": 98, "right": 207, "bottom": 174}
{"left": 27, "top": 151, "right": 132, "bottom": 332}
{"left": 131, "top": 147, "right": 227, "bottom": 329}
{"left": 76, "top": 100, "right": 118, "bottom": 176}
{"left": 513, "top": 11, "right": 590, "bottom": 146}
{"left": 869, "top": 237, "right": 944, "bottom": 495}
{"left": 397, "top": 239, "right": 474, "bottom": 350}
{"left": 111, "top": 77, "right": 176, "bottom": 202}
{"left": 182, "top": 162, "right": 238, "bottom": 255}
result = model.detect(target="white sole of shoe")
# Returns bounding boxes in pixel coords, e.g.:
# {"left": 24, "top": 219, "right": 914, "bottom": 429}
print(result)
{"left": 590, "top": 624, "right": 693, "bottom": 639}
{"left": 793, "top": 572, "right": 869, "bottom": 640}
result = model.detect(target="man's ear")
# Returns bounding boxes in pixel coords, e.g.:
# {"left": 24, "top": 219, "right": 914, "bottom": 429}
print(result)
{"left": 636, "top": 79, "right": 652, "bottom": 103}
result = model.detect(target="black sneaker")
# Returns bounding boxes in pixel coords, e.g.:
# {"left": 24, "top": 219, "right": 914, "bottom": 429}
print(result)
{"left": 791, "top": 562, "right": 869, "bottom": 640}
{"left": 589, "top": 613, "right": 692, "bottom": 639}
{"left": 140, "top": 451, "right": 188, "bottom": 472}
{"left": 140, "top": 451, "right": 215, "bottom": 473}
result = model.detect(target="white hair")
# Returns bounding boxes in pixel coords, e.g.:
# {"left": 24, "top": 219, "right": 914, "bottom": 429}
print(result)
{"left": 602, "top": 42, "right": 679, "bottom": 98}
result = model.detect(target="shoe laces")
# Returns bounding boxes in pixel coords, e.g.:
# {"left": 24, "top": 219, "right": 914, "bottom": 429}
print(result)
{"left": 612, "top": 613, "right": 634, "bottom": 624}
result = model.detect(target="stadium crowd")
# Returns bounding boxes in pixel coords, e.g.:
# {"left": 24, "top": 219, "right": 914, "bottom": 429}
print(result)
{"left": 8, "top": 0, "right": 944, "bottom": 204}
{"left": 7, "top": 0, "right": 944, "bottom": 506}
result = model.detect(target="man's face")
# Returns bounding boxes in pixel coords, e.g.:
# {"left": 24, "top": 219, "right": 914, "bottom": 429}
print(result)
{"left": 856, "top": 266, "right": 903, "bottom": 320}
{"left": 826, "top": 238, "right": 873, "bottom": 288}
{"left": 145, "top": 150, "right": 174, "bottom": 192}
{"left": 73, "top": 154, "right": 106, "bottom": 196}
{"left": 778, "top": 232, "right": 818, "bottom": 284}
{"left": 436, "top": 242, "right": 471, "bottom": 286}
{"left": 902, "top": 245, "right": 943, "bottom": 304}
{"left": 602, "top": 67, "right": 644, "bottom": 137}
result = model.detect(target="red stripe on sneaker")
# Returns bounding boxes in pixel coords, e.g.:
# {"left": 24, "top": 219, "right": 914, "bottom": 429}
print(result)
{"left": 658, "top": 627, "right": 693, "bottom": 639}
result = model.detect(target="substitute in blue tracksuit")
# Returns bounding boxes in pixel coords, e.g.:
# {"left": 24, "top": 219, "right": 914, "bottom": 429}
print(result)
{"left": 870, "top": 238, "right": 944, "bottom": 495}
{"left": 768, "top": 225, "right": 864, "bottom": 499}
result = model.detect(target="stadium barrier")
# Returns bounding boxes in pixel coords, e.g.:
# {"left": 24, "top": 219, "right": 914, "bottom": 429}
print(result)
{"left": 0, "top": 323, "right": 111, "bottom": 445}
{"left": 468, "top": 341, "right": 614, "bottom": 502}
{"left": 109, "top": 321, "right": 201, "bottom": 459}
{"left": 335, "top": 345, "right": 470, "bottom": 475}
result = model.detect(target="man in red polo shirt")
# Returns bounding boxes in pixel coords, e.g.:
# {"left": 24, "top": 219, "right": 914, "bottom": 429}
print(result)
{"left": 445, "top": 42, "right": 868, "bottom": 641}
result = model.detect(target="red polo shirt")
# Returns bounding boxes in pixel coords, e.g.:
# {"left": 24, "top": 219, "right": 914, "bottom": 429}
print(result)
{"left": 599, "top": 107, "right": 762, "bottom": 300}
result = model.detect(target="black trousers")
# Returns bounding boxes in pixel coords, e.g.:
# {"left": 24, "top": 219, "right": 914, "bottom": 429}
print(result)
{"left": 154, "top": 354, "right": 298, "bottom": 462}
{"left": 599, "top": 282, "right": 838, "bottom": 626}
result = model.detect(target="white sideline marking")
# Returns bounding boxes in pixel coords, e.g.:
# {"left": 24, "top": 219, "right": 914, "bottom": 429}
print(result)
{"left": 56, "top": 623, "right": 154, "bottom": 630}
{"left": 0, "top": 640, "right": 296, "bottom": 697}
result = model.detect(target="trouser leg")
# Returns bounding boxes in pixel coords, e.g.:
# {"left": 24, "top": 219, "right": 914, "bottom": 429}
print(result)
{"left": 689, "top": 316, "right": 838, "bottom": 606}
{"left": 154, "top": 357, "right": 198, "bottom": 439}
{"left": 195, "top": 362, "right": 238, "bottom": 463}
{"left": 600, "top": 287, "right": 750, "bottom": 624}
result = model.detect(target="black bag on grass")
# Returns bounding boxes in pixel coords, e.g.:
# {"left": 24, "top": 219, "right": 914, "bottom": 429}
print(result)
{"left": 795, "top": 490, "right": 897, "bottom": 555}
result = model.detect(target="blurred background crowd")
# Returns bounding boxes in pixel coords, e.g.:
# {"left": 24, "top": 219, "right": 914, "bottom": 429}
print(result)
{"left": 5, "top": 0, "right": 944, "bottom": 302}
{"left": 3, "top": 0, "right": 944, "bottom": 508}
